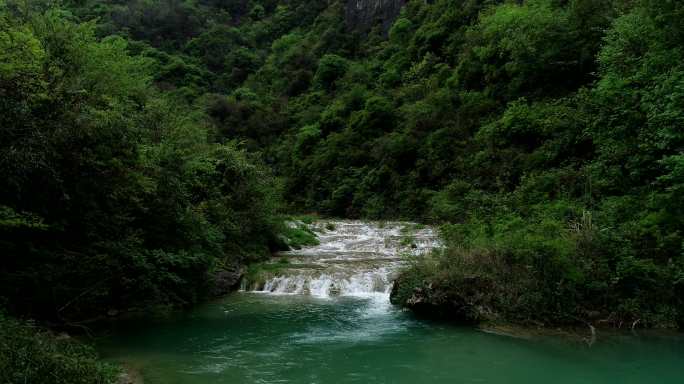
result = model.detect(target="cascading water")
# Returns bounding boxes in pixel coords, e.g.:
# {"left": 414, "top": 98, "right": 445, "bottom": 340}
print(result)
{"left": 99, "top": 220, "right": 684, "bottom": 384}
{"left": 244, "top": 220, "right": 441, "bottom": 299}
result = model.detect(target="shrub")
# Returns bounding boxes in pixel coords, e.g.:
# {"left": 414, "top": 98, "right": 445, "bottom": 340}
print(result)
{"left": 314, "top": 54, "right": 348, "bottom": 90}
{"left": 0, "top": 314, "right": 117, "bottom": 384}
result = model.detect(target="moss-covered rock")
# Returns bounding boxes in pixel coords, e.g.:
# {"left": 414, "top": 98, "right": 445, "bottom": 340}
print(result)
{"left": 390, "top": 272, "right": 492, "bottom": 324}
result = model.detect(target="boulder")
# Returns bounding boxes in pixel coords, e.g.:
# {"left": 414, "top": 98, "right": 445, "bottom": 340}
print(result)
{"left": 391, "top": 274, "right": 491, "bottom": 324}
{"left": 210, "top": 267, "right": 243, "bottom": 297}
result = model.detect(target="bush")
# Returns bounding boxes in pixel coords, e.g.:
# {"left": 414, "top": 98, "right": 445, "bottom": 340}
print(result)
{"left": 281, "top": 222, "right": 320, "bottom": 250}
{"left": 314, "top": 54, "right": 348, "bottom": 90}
{"left": 0, "top": 314, "right": 117, "bottom": 384}
{"left": 395, "top": 205, "right": 682, "bottom": 328}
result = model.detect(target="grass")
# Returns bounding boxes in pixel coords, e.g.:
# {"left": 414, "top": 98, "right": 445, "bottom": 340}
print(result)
{"left": 282, "top": 224, "right": 319, "bottom": 249}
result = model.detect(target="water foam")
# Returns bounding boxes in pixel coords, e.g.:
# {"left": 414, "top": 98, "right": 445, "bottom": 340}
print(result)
{"left": 246, "top": 221, "right": 441, "bottom": 299}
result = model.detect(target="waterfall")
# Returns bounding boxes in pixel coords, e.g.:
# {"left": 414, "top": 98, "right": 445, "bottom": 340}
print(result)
{"left": 244, "top": 220, "right": 441, "bottom": 299}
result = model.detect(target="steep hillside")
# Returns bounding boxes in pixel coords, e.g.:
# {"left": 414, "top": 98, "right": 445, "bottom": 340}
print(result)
{"left": 4, "top": 0, "right": 684, "bottom": 329}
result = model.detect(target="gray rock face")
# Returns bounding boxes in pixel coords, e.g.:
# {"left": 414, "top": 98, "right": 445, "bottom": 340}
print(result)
{"left": 210, "top": 267, "right": 243, "bottom": 297}
{"left": 390, "top": 273, "right": 490, "bottom": 323}
{"left": 345, "top": 0, "right": 407, "bottom": 33}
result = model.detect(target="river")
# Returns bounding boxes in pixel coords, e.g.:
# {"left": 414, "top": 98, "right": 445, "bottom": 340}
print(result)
{"left": 97, "top": 221, "right": 684, "bottom": 383}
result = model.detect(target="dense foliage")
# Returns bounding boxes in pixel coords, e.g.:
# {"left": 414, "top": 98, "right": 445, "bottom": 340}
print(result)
{"left": 0, "top": 1, "right": 285, "bottom": 325}
{"left": 0, "top": 313, "right": 117, "bottom": 384}
{"left": 0, "top": 0, "right": 682, "bottom": 361}
{"left": 55, "top": 0, "right": 683, "bottom": 328}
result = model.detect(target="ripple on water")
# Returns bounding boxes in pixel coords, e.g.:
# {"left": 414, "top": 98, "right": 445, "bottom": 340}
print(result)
{"left": 96, "top": 221, "right": 684, "bottom": 384}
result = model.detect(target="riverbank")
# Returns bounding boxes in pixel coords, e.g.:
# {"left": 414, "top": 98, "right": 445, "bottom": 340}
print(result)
{"left": 4, "top": 214, "right": 682, "bottom": 384}
{"left": 390, "top": 243, "right": 684, "bottom": 332}
{"left": 94, "top": 292, "right": 684, "bottom": 384}
{"left": 0, "top": 314, "right": 119, "bottom": 384}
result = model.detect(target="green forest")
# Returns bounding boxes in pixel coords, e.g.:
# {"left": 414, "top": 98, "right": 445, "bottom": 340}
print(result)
{"left": 1, "top": 0, "right": 683, "bottom": 382}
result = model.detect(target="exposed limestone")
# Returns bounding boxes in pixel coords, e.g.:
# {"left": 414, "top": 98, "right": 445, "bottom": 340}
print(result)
{"left": 345, "top": 0, "right": 407, "bottom": 33}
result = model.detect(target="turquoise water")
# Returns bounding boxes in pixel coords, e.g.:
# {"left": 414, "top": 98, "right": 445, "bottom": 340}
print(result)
{"left": 98, "top": 293, "right": 684, "bottom": 384}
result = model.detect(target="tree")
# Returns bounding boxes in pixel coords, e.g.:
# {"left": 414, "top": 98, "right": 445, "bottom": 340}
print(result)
{"left": 314, "top": 53, "right": 348, "bottom": 91}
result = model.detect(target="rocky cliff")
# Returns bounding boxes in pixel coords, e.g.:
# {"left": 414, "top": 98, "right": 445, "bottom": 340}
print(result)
{"left": 345, "top": 0, "right": 407, "bottom": 33}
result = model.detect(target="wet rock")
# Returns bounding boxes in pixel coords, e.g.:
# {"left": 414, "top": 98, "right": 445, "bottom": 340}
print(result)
{"left": 117, "top": 366, "right": 144, "bottom": 384}
{"left": 210, "top": 267, "right": 243, "bottom": 297}
{"left": 117, "top": 373, "right": 135, "bottom": 384}
{"left": 585, "top": 310, "right": 603, "bottom": 321}
{"left": 55, "top": 332, "right": 71, "bottom": 341}
{"left": 391, "top": 274, "right": 491, "bottom": 324}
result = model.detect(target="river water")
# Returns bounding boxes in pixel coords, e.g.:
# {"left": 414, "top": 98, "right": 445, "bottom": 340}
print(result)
{"left": 98, "top": 221, "right": 684, "bottom": 383}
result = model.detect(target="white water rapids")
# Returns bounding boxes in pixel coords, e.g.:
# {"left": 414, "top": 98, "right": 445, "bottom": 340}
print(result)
{"left": 243, "top": 220, "right": 441, "bottom": 299}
